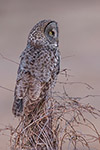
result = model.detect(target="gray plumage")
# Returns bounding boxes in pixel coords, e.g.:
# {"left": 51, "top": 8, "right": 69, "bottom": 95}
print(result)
{"left": 12, "top": 20, "right": 60, "bottom": 116}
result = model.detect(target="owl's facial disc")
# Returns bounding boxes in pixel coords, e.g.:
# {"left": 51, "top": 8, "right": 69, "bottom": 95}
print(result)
{"left": 44, "top": 21, "right": 58, "bottom": 46}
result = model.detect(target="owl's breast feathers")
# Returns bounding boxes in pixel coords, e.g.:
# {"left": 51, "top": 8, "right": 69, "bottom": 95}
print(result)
{"left": 19, "top": 45, "right": 60, "bottom": 83}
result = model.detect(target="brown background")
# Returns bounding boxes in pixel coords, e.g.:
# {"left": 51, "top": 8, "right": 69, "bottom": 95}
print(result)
{"left": 0, "top": 0, "right": 100, "bottom": 149}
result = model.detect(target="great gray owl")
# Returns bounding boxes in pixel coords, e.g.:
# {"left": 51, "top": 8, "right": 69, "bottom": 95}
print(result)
{"left": 12, "top": 20, "right": 60, "bottom": 116}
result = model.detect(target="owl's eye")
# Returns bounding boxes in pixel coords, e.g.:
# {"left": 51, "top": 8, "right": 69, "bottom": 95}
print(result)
{"left": 44, "top": 21, "right": 58, "bottom": 43}
{"left": 49, "top": 30, "right": 55, "bottom": 37}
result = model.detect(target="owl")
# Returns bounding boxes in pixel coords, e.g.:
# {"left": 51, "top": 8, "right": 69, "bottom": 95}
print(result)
{"left": 12, "top": 20, "right": 60, "bottom": 117}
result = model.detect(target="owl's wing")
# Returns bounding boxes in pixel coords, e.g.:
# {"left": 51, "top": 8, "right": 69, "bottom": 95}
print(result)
{"left": 12, "top": 46, "right": 52, "bottom": 116}
{"left": 12, "top": 70, "right": 44, "bottom": 116}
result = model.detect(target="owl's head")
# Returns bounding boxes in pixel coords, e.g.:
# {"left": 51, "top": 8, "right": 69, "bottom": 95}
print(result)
{"left": 27, "top": 20, "right": 59, "bottom": 48}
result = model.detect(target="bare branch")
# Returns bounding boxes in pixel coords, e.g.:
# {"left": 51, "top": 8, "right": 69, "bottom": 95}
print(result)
{"left": 0, "top": 52, "right": 19, "bottom": 65}
{"left": 61, "top": 54, "right": 75, "bottom": 60}
{"left": 0, "top": 85, "right": 14, "bottom": 92}
{"left": 57, "top": 81, "right": 94, "bottom": 90}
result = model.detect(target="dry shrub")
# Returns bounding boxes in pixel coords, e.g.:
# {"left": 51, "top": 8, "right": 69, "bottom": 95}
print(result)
{"left": 0, "top": 53, "right": 100, "bottom": 150}
{"left": 9, "top": 69, "right": 100, "bottom": 150}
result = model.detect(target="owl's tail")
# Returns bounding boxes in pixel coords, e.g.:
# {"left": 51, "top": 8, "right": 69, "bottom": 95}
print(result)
{"left": 12, "top": 99, "right": 23, "bottom": 117}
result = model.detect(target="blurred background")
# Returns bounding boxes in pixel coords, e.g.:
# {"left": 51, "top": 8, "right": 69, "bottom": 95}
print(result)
{"left": 0, "top": 0, "right": 100, "bottom": 149}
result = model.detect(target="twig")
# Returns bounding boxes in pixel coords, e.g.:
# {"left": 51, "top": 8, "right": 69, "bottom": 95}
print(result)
{"left": 0, "top": 52, "right": 19, "bottom": 65}
{"left": 21, "top": 113, "right": 48, "bottom": 134}
{"left": 57, "top": 81, "right": 94, "bottom": 89}
{"left": 0, "top": 85, "right": 14, "bottom": 92}
{"left": 61, "top": 54, "right": 75, "bottom": 60}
